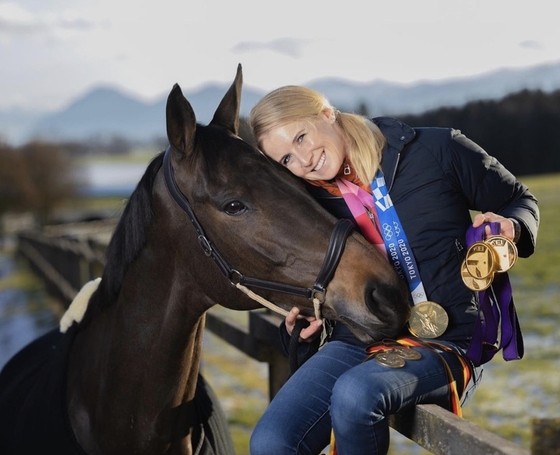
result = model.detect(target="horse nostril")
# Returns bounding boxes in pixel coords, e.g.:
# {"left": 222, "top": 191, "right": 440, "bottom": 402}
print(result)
{"left": 365, "top": 285, "right": 380, "bottom": 315}
{"left": 365, "top": 281, "right": 410, "bottom": 334}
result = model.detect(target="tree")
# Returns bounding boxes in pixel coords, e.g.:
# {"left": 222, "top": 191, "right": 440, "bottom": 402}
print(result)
{"left": 0, "top": 142, "right": 22, "bottom": 214}
{"left": 0, "top": 141, "right": 82, "bottom": 226}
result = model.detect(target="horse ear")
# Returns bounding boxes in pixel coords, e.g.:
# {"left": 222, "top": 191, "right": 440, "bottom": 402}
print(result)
{"left": 209, "top": 64, "right": 242, "bottom": 135}
{"left": 166, "top": 83, "right": 196, "bottom": 156}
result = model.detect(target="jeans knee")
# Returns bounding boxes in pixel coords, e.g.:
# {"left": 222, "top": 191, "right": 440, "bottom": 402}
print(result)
{"left": 331, "top": 373, "right": 384, "bottom": 425}
{"left": 249, "top": 425, "right": 274, "bottom": 455}
{"left": 250, "top": 421, "right": 299, "bottom": 455}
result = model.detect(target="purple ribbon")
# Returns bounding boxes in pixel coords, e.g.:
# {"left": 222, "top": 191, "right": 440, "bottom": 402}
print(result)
{"left": 465, "top": 223, "right": 524, "bottom": 366}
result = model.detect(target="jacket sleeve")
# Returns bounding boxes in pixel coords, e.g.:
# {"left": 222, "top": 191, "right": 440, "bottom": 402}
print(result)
{"left": 445, "top": 130, "right": 539, "bottom": 257}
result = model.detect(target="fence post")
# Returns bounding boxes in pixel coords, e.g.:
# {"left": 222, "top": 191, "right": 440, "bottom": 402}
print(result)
{"left": 531, "top": 418, "right": 560, "bottom": 455}
{"left": 266, "top": 349, "right": 290, "bottom": 400}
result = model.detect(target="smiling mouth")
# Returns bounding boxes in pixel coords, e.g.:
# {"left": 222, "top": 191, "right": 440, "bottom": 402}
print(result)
{"left": 313, "top": 151, "right": 326, "bottom": 172}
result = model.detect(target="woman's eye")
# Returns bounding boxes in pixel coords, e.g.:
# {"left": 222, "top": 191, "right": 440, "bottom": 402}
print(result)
{"left": 297, "top": 133, "right": 305, "bottom": 143}
{"left": 281, "top": 155, "right": 292, "bottom": 166}
{"left": 224, "top": 201, "right": 246, "bottom": 215}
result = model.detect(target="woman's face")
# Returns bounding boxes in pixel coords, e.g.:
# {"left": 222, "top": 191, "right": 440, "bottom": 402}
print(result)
{"left": 259, "top": 110, "right": 347, "bottom": 180}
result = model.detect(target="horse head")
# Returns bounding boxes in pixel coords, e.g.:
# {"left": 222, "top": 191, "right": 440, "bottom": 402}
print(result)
{"left": 163, "top": 64, "right": 410, "bottom": 343}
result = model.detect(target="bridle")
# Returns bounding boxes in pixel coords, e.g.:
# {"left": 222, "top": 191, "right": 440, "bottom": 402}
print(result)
{"left": 162, "top": 146, "right": 354, "bottom": 319}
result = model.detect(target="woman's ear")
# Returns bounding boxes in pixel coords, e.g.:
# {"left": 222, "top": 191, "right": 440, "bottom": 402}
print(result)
{"left": 321, "top": 108, "right": 336, "bottom": 123}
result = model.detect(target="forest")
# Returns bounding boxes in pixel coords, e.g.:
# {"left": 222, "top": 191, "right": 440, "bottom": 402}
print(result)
{"left": 398, "top": 88, "right": 560, "bottom": 177}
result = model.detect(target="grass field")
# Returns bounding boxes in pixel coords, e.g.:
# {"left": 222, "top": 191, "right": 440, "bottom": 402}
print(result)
{"left": 461, "top": 173, "right": 560, "bottom": 449}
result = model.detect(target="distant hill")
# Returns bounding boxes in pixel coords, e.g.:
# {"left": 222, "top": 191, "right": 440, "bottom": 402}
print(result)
{"left": 312, "top": 61, "right": 560, "bottom": 116}
{"left": 32, "top": 87, "right": 165, "bottom": 143}
{"left": 6, "top": 84, "right": 266, "bottom": 145}
{"left": 2, "top": 60, "right": 560, "bottom": 145}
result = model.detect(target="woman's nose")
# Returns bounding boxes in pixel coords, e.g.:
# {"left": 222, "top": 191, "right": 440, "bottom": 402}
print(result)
{"left": 295, "top": 149, "right": 313, "bottom": 168}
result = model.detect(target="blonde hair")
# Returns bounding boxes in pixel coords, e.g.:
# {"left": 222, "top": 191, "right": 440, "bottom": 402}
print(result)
{"left": 249, "top": 85, "right": 386, "bottom": 184}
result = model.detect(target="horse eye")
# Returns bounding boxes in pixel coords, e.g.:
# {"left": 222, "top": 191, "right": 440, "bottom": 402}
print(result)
{"left": 223, "top": 200, "right": 246, "bottom": 215}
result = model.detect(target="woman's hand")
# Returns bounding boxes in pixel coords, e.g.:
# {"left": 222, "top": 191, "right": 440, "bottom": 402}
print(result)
{"left": 472, "top": 212, "right": 517, "bottom": 241}
{"left": 285, "top": 307, "right": 324, "bottom": 343}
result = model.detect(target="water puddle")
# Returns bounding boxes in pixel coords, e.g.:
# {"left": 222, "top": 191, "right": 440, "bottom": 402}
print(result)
{"left": 0, "top": 250, "right": 59, "bottom": 370}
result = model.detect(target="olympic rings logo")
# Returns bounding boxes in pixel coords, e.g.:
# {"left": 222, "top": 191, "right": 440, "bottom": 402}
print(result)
{"left": 382, "top": 223, "right": 393, "bottom": 240}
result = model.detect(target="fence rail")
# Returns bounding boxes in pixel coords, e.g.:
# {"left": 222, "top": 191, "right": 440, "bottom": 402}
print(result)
{"left": 15, "top": 223, "right": 559, "bottom": 455}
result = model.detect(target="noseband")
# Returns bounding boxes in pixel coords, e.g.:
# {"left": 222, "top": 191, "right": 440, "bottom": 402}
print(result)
{"left": 162, "top": 146, "right": 354, "bottom": 318}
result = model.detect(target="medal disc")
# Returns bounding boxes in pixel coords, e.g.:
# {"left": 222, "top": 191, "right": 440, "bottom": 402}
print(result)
{"left": 461, "top": 260, "right": 493, "bottom": 291}
{"left": 408, "top": 301, "right": 449, "bottom": 339}
{"left": 486, "top": 235, "right": 518, "bottom": 273}
{"left": 374, "top": 351, "right": 406, "bottom": 368}
{"left": 465, "top": 241, "right": 498, "bottom": 279}
{"left": 393, "top": 347, "right": 422, "bottom": 360}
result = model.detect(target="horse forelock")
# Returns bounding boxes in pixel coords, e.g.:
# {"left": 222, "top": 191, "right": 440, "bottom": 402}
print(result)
{"left": 185, "top": 126, "right": 251, "bottom": 193}
{"left": 85, "top": 152, "right": 164, "bottom": 319}
{"left": 194, "top": 124, "right": 281, "bottom": 184}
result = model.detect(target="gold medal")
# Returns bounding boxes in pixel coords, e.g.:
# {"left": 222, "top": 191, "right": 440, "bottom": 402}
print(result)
{"left": 465, "top": 241, "right": 498, "bottom": 279}
{"left": 393, "top": 346, "right": 422, "bottom": 360}
{"left": 374, "top": 351, "right": 406, "bottom": 368}
{"left": 461, "top": 259, "right": 493, "bottom": 291}
{"left": 486, "top": 235, "right": 518, "bottom": 273}
{"left": 408, "top": 301, "right": 449, "bottom": 339}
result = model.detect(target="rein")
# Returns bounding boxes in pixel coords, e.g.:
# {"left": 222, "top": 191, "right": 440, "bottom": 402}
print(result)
{"left": 162, "top": 146, "right": 354, "bottom": 319}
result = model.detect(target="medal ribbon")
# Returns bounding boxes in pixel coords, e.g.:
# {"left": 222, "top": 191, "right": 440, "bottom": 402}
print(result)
{"left": 465, "top": 223, "right": 524, "bottom": 366}
{"left": 335, "top": 178, "right": 385, "bottom": 252}
{"left": 400, "top": 338, "right": 472, "bottom": 416}
{"left": 370, "top": 171, "right": 428, "bottom": 305}
{"left": 336, "top": 172, "right": 428, "bottom": 304}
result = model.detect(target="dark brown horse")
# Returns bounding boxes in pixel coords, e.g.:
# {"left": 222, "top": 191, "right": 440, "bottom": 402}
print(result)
{"left": 0, "top": 65, "right": 409, "bottom": 455}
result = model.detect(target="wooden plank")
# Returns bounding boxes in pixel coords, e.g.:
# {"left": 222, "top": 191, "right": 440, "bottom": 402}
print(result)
{"left": 205, "top": 309, "right": 290, "bottom": 400}
{"left": 390, "top": 404, "right": 530, "bottom": 455}
{"left": 18, "top": 240, "right": 77, "bottom": 303}
{"left": 205, "top": 310, "right": 274, "bottom": 362}
{"left": 248, "top": 310, "right": 285, "bottom": 353}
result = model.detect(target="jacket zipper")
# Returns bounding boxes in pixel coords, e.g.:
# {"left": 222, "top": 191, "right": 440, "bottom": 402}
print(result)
{"left": 388, "top": 152, "right": 401, "bottom": 192}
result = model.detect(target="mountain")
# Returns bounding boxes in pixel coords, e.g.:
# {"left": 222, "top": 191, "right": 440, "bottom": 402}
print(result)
{"left": 32, "top": 87, "right": 166, "bottom": 143}
{"left": 2, "top": 60, "right": 560, "bottom": 145}
{"left": 310, "top": 61, "right": 560, "bottom": 116}
{"left": 5, "top": 84, "right": 266, "bottom": 145}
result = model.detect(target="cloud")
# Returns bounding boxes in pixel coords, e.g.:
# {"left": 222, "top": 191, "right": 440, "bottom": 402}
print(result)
{"left": 0, "top": 3, "right": 100, "bottom": 39}
{"left": 519, "top": 40, "right": 544, "bottom": 51}
{"left": 57, "top": 17, "right": 98, "bottom": 32}
{"left": 232, "top": 37, "right": 309, "bottom": 58}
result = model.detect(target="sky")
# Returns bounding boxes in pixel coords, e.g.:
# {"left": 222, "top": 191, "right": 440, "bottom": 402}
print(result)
{"left": 1, "top": 0, "right": 559, "bottom": 113}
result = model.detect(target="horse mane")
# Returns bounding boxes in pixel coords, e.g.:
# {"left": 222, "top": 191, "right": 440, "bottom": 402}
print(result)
{"left": 84, "top": 151, "right": 164, "bottom": 320}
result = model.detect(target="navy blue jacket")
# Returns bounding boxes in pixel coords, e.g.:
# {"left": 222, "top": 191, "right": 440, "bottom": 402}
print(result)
{"left": 304, "top": 117, "right": 539, "bottom": 344}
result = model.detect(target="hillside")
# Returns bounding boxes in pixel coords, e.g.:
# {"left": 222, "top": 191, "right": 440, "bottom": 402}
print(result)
{"left": 2, "top": 60, "right": 560, "bottom": 145}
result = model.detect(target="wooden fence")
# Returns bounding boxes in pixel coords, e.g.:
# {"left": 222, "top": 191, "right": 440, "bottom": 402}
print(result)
{"left": 15, "top": 221, "right": 559, "bottom": 455}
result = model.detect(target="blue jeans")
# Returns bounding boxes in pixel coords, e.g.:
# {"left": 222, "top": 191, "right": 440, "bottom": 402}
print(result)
{"left": 250, "top": 338, "right": 482, "bottom": 455}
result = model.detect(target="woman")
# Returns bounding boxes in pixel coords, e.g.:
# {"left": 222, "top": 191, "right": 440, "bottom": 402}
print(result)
{"left": 248, "top": 85, "right": 539, "bottom": 455}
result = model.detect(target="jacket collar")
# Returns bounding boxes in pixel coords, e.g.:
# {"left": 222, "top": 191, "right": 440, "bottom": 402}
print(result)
{"left": 373, "top": 117, "right": 415, "bottom": 189}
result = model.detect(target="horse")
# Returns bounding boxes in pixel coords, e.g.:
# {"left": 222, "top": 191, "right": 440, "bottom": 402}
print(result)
{"left": 0, "top": 65, "right": 410, "bottom": 455}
